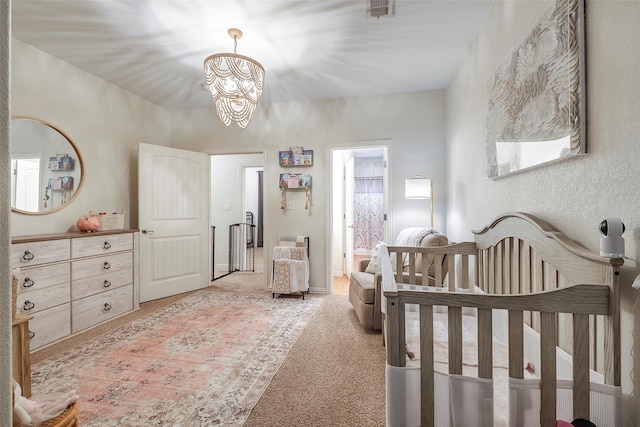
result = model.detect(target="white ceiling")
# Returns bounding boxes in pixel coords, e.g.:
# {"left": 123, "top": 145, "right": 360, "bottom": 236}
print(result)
{"left": 11, "top": 0, "right": 492, "bottom": 111}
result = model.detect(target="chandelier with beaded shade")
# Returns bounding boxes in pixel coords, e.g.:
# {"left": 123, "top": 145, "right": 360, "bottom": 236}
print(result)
{"left": 204, "top": 28, "right": 265, "bottom": 128}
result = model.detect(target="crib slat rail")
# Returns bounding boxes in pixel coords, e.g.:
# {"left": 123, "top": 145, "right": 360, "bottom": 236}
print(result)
{"left": 420, "top": 305, "right": 435, "bottom": 427}
{"left": 387, "top": 242, "right": 477, "bottom": 288}
{"left": 394, "top": 284, "right": 610, "bottom": 314}
{"left": 473, "top": 212, "right": 623, "bottom": 383}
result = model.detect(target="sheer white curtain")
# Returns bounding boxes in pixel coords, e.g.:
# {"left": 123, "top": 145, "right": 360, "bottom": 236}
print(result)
{"left": 353, "top": 177, "right": 384, "bottom": 251}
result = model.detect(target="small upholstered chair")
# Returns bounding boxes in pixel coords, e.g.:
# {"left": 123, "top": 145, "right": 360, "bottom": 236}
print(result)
{"left": 348, "top": 229, "right": 449, "bottom": 329}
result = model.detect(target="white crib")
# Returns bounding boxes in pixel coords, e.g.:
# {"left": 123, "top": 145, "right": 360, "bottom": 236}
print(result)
{"left": 381, "top": 213, "right": 623, "bottom": 427}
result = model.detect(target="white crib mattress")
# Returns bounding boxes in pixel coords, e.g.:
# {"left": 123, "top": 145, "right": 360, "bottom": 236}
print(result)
{"left": 404, "top": 309, "right": 520, "bottom": 370}
{"left": 402, "top": 309, "right": 533, "bottom": 427}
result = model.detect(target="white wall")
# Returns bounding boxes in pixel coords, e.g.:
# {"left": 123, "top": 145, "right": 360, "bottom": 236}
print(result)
{"left": 1, "top": 1, "right": 12, "bottom": 423}
{"left": 10, "top": 38, "right": 171, "bottom": 236}
{"left": 446, "top": 0, "right": 640, "bottom": 422}
{"left": 171, "top": 90, "right": 448, "bottom": 293}
{"left": 8, "top": 39, "right": 448, "bottom": 296}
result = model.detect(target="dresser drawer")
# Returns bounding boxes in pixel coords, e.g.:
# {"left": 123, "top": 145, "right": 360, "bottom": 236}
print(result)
{"left": 71, "top": 233, "right": 133, "bottom": 258}
{"left": 11, "top": 239, "right": 70, "bottom": 269}
{"left": 17, "top": 283, "right": 70, "bottom": 316}
{"left": 29, "top": 304, "right": 71, "bottom": 351}
{"left": 72, "top": 284, "right": 133, "bottom": 333}
{"left": 72, "top": 268, "right": 133, "bottom": 300}
{"left": 71, "top": 252, "right": 133, "bottom": 281}
{"left": 15, "top": 263, "right": 69, "bottom": 294}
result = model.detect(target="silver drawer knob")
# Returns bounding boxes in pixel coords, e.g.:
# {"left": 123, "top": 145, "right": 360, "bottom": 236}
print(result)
{"left": 22, "top": 250, "right": 35, "bottom": 261}
{"left": 103, "top": 303, "right": 112, "bottom": 312}
{"left": 103, "top": 261, "right": 111, "bottom": 270}
{"left": 23, "top": 300, "right": 35, "bottom": 311}
{"left": 22, "top": 278, "right": 34, "bottom": 288}
{"left": 103, "top": 280, "right": 112, "bottom": 288}
{"left": 103, "top": 241, "right": 112, "bottom": 249}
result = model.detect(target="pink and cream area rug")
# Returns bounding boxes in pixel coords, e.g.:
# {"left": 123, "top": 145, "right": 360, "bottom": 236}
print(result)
{"left": 31, "top": 291, "right": 322, "bottom": 426}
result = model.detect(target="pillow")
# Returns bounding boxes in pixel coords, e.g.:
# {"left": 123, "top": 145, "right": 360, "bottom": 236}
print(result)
{"left": 364, "top": 242, "right": 385, "bottom": 274}
{"left": 364, "top": 241, "right": 396, "bottom": 274}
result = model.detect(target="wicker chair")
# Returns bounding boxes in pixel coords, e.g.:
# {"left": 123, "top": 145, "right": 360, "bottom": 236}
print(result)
{"left": 40, "top": 402, "right": 79, "bottom": 427}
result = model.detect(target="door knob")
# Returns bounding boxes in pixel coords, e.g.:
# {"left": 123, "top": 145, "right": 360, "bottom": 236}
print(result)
{"left": 141, "top": 229, "right": 155, "bottom": 234}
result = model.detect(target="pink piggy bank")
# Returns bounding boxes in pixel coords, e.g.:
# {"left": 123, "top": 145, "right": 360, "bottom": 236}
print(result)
{"left": 76, "top": 215, "right": 100, "bottom": 232}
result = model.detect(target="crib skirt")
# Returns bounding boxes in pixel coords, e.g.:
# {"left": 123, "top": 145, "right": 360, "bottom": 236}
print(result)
{"left": 386, "top": 365, "right": 456, "bottom": 427}
{"left": 509, "top": 378, "right": 621, "bottom": 427}
{"left": 386, "top": 364, "right": 621, "bottom": 427}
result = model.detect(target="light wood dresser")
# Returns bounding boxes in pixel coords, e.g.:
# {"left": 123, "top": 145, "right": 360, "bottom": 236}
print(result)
{"left": 12, "top": 314, "right": 33, "bottom": 397}
{"left": 11, "top": 229, "right": 140, "bottom": 352}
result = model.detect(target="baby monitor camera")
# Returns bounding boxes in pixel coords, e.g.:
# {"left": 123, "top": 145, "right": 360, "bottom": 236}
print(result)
{"left": 599, "top": 217, "right": 625, "bottom": 257}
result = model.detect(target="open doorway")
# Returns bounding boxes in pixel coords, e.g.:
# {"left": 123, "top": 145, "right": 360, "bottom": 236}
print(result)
{"left": 330, "top": 145, "right": 389, "bottom": 294}
{"left": 210, "top": 153, "right": 264, "bottom": 283}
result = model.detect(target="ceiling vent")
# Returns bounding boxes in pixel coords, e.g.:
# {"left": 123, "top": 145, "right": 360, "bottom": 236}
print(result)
{"left": 366, "top": 0, "right": 395, "bottom": 19}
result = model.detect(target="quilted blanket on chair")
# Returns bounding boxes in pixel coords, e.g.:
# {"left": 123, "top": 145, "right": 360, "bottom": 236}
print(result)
{"left": 394, "top": 227, "right": 440, "bottom": 267}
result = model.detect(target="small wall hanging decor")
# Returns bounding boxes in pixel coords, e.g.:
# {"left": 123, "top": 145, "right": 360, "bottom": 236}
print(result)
{"left": 279, "top": 174, "right": 312, "bottom": 211}
{"left": 48, "top": 154, "right": 74, "bottom": 171}
{"left": 305, "top": 187, "right": 311, "bottom": 210}
{"left": 279, "top": 147, "right": 313, "bottom": 167}
{"left": 279, "top": 173, "right": 311, "bottom": 189}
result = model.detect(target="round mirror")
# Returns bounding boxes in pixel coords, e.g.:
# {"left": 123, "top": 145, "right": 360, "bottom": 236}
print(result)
{"left": 11, "top": 116, "right": 85, "bottom": 214}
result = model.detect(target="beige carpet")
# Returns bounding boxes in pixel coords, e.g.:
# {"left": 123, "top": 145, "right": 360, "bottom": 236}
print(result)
{"left": 210, "top": 270, "right": 269, "bottom": 294}
{"left": 213, "top": 270, "right": 386, "bottom": 425}
{"left": 244, "top": 292, "right": 386, "bottom": 427}
{"left": 33, "top": 270, "right": 386, "bottom": 426}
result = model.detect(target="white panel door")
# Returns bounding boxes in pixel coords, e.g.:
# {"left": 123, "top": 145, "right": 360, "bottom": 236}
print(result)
{"left": 139, "top": 143, "right": 210, "bottom": 302}
{"left": 344, "top": 157, "right": 355, "bottom": 277}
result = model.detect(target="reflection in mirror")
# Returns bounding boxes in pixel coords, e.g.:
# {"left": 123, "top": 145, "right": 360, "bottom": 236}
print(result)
{"left": 494, "top": 136, "right": 572, "bottom": 177}
{"left": 11, "top": 157, "right": 41, "bottom": 211}
{"left": 11, "top": 116, "right": 84, "bottom": 214}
